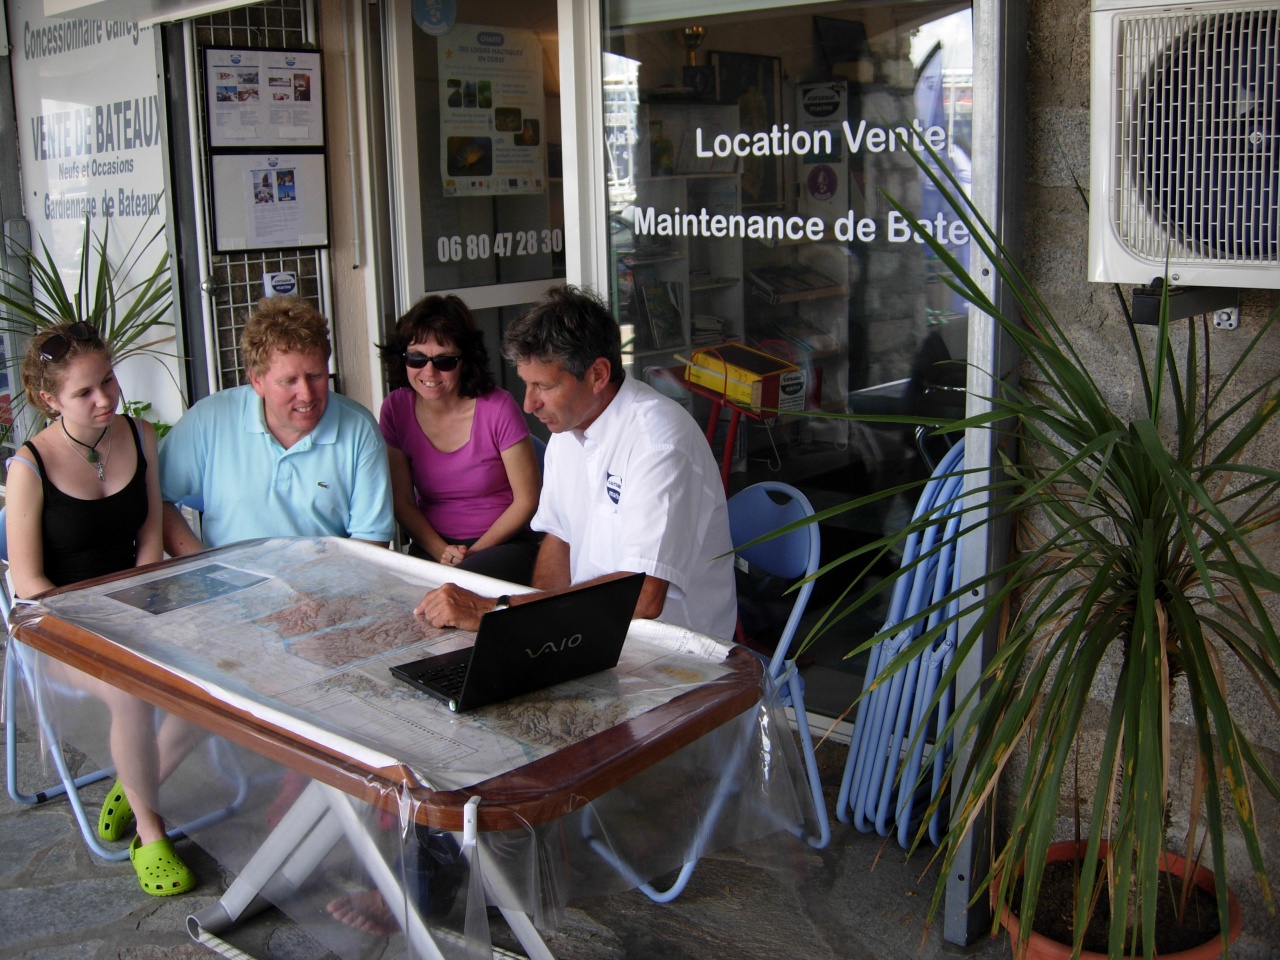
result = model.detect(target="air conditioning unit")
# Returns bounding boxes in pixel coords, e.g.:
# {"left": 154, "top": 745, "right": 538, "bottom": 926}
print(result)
{"left": 1089, "top": 0, "right": 1278, "bottom": 288}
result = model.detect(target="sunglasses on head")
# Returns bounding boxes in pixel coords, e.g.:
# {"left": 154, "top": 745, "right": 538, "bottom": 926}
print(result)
{"left": 39, "top": 322, "right": 101, "bottom": 363}
{"left": 404, "top": 352, "right": 462, "bottom": 371}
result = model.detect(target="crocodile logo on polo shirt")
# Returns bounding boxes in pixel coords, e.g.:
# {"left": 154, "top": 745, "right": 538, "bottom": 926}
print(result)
{"left": 606, "top": 472, "right": 622, "bottom": 504}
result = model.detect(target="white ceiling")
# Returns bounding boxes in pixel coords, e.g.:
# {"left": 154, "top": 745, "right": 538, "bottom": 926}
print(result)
{"left": 43, "top": 0, "right": 249, "bottom": 27}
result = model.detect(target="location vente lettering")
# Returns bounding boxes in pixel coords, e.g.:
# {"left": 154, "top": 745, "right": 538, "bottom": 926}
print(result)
{"left": 629, "top": 118, "right": 969, "bottom": 247}
{"left": 693, "top": 117, "right": 947, "bottom": 161}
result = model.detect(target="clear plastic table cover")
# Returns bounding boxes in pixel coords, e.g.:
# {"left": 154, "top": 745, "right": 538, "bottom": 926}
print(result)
{"left": 7, "top": 537, "right": 817, "bottom": 960}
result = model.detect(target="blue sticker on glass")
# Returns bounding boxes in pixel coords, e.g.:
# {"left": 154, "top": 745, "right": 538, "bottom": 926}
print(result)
{"left": 606, "top": 473, "right": 622, "bottom": 505}
{"left": 413, "top": 0, "right": 456, "bottom": 35}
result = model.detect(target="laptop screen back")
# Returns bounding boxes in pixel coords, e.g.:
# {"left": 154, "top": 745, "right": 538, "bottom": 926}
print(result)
{"left": 391, "top": 573, "right": 645, "bottom": 711}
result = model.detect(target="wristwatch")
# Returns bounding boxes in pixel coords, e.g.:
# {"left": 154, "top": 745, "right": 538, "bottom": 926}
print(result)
{"left": 493, "top": 595, "right": 511, "bottom": 611}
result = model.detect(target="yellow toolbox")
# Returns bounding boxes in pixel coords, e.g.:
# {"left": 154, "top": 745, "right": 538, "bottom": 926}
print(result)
{"left": 685, "top": 343, "right": 804, "bottom": 411}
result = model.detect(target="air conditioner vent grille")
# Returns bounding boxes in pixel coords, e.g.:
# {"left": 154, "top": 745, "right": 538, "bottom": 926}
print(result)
{"left": 1114, "top": 7, "right": 1277, "bottom": 265}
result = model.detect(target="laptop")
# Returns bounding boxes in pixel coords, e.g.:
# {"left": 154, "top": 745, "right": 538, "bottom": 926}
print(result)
{"left": 389, "top": 573, "right": 645, "bottom": 712}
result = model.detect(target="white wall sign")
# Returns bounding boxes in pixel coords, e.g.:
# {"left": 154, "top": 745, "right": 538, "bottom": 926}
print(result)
{"left": 263, "top": 271, "right": 298, "bottom": 297}
{"left": 6, "top": 0, "right": 182, "bottom": 427}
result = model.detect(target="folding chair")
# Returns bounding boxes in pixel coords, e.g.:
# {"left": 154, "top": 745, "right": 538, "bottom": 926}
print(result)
{"left": 836, "top": 439, "right": 966, "bottom": 846}
{"left": 728, "top": 481, "right": 829, "bottom": 851}
{"left": 2, "top": 506, "right": 247, "bottom": 859}
{"left": 2, "top": 506, "right": 128, "bottom": 858}
{"left": 587, "top": 481, "right": 827, "bottom": 903}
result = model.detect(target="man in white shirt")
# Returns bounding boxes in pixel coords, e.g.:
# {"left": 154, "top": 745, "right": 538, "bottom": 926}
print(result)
{"left": 415, "top": 284, "right": 737, "bottom": 641}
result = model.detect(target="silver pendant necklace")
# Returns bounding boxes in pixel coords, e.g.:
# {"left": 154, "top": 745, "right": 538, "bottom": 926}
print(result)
{"left": 61, "top": 418, "right": 112, "bottom": 482}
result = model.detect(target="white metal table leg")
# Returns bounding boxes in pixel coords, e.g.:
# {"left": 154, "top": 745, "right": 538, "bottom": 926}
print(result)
{"left": 188, "top": 779, "right": 341, "bottom": 937}
{"left": 319, "top": 783, "right": 452, "bottom": 960}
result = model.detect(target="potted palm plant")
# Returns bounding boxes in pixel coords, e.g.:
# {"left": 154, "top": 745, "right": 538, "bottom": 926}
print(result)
{"left": 807, "top": 143, "right": 1280, "bottom": 959}
{"left": 0, "top": 215, "right": 177, "bottom": 441}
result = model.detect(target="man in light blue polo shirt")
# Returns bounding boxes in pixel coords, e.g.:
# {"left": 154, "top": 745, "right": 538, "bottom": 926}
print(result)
{"left": 160, "top": 296, "right": 393, "bottom": 555}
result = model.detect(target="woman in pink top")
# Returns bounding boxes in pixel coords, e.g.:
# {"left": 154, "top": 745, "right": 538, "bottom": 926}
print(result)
{"left": 378, "top": 295, "right": 541, "bottom": 584}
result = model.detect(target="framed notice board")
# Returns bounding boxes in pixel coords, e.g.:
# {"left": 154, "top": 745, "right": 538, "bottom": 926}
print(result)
{"left": 204, "top": 46, "right": 325, "bottom": 149}
{"left": 203, "top": 46, "right": 329, "bottom": 252}
{"left": 209, "top": 153, "right": 330, "bottom": 253}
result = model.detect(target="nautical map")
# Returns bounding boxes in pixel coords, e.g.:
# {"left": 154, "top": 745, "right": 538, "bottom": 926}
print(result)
{"left": 22, "top": 538, "right": 739, "bottom": 791}
{"left": 256, "top": 594, "right": 436, "bottom": 668}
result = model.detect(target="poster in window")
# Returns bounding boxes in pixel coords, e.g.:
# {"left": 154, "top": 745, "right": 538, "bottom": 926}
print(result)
{"left": 210, "top": 153, "right": 330, "bottom": 253}
{"left": 204, "top": 47, "right": 324, "bottom": 149}
{"left": 437, "top": 25, "right": 547, "bottom": 197}
{"left": 710, "top": 52, "right": 783, "bottom": 208}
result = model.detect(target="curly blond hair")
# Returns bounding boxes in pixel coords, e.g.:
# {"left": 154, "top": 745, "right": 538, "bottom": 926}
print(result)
{"left": 240, "top": 296, "right": 332, "bottom": 377}
{"left": 22, "top": 323, "right": 113, "bottom": 419}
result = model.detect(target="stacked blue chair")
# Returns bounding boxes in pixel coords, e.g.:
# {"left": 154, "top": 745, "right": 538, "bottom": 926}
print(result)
{"left": 835, "top": 439, "right": 966, "bottom": 847}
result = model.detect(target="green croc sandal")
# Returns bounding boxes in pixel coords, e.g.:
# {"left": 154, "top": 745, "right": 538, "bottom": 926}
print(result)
{"left": 129, "top": 835, "right": 195, "bottom": 896}
{"left": 97, "top": 780, "right": 135, "bottom": 842}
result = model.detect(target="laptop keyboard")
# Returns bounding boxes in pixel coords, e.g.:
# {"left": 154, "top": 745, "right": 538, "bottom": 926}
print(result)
{"left": 416, "top": 659, "right": 468, "bottom": 697}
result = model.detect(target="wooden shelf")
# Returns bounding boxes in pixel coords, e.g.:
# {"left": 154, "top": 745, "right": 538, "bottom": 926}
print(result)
{"left": 624, "top": 252, "right": 685, "bottom": 266}
{"left": 690, "top": 277, "right": 740, "bottom": 292}
{"left": 636, "top": 171, "right": 739, "bottom": 182}
{"left": 747, "top": 267, "right": 846, "bottom": 305}
{"left": 750, "top": 284, "right": 846, "bottom": 305}
{"left": 629, "top": 346, "right": 687, "bottom": 359}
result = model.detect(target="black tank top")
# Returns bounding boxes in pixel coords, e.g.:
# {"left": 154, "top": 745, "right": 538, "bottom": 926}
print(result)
{"left": 22, "top": 417, "right": 149, "bottom": 587}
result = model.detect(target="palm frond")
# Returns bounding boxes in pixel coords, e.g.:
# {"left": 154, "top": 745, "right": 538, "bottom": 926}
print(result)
{"left": 0, "top": 214, "right": 175, "bottom": 442}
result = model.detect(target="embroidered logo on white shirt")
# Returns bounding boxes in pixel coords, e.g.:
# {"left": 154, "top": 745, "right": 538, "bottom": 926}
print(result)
{"left": 606, "top": 472, "right": 622, "bottom": 504}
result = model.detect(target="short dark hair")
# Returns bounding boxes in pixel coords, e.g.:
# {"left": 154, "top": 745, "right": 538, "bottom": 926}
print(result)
{"left": 502, "top": 285, "right": 623, "bottom": 384}
{"left": 377, "top": 294, "right": 495, "bottom": 396}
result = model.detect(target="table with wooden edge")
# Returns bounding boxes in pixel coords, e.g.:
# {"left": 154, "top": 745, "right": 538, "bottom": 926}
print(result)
{"left": 9, "top": 538, "right": 773, "bottom": 960}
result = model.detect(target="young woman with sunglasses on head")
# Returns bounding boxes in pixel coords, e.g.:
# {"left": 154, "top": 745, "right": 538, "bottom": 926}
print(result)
{"left": 377, "top": 295, "right": 541, "bottom": 584}
{"left": 5, "top": 322, "right": 197, "bottom": 896}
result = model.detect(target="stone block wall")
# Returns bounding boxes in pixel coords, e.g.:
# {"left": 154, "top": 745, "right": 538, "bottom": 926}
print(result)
{"left": 1024, "top": 1, "right": 1280, "bottom": 954}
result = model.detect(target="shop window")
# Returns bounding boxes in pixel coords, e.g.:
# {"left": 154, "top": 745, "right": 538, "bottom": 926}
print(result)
{"left": 602, "top": 1, "right": 975, "bottom": 712}
{"left": 396, "top": 0, "right": 566, "bottom": 295}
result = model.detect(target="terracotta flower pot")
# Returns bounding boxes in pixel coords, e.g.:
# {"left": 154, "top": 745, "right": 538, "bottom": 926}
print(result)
{"left": 999, "top": 840, "right": 1243, "bottom": 960}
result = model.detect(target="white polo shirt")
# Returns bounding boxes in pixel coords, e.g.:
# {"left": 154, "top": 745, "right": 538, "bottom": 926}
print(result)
{"left": 532, "top": 375, "right": 737, "bottom": 640}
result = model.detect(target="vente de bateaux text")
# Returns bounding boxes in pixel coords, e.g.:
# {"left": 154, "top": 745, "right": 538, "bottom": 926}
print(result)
{"left": 29, "top": 93, "right": 166, "bottom": 222}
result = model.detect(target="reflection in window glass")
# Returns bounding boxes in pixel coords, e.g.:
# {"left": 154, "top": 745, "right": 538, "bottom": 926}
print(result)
{"left": 470, "top": 302, "right": 544, "bottom": 434}
{"left": 602, "top": 2, "right": 975, "bottom": 711}
{"left": 411, "top": 4, "right": 566, "bottom": 292}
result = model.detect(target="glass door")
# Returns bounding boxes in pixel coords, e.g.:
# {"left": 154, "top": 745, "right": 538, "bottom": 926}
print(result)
{"left": 383, "top": 0, "right": 566, "bottom": 404}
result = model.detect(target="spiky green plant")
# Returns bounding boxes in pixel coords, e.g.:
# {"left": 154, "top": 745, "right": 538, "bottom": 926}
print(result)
{"left": 0, "top": 215, "right": 176, "bottom": 440}
{"left": 802, "top": 144, "right": 1280, "bottom": 958}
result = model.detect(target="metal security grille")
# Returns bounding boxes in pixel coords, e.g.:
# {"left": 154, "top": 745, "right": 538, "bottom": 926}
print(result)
{"left": 1115, "top": 6, "right": 1279, "bottom": 265}
{"left": 191, "top": 0, "right": 326, "bottom": 389}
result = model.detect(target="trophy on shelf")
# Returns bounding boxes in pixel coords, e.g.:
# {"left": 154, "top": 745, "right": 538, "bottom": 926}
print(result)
{"left": 682, "top": 26, "right": 716, "bottom": 100}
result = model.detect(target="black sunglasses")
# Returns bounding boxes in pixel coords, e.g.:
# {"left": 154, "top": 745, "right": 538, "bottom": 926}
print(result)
{"left": 39, "top": 322, "right": 101, "bottom": 363}
{"left": 404, "top": 352, "right": 462, "bottom": 371}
